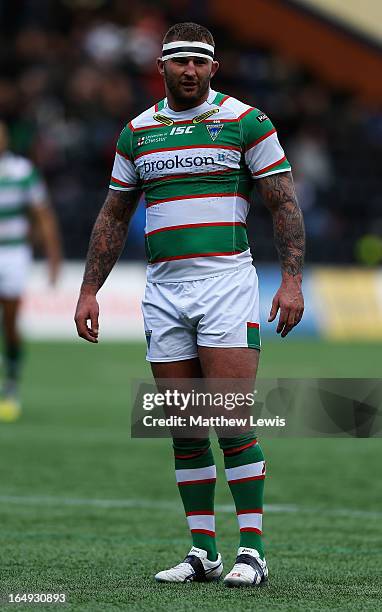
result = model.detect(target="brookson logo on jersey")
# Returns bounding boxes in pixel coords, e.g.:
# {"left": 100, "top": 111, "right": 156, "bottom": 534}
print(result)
{"left": 143, "top": 154, "right": 214, "bottom": 173}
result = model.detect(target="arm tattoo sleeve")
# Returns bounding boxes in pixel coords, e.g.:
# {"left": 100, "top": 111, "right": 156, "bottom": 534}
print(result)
{"left": 256, "top": 172, "right": 305, "bottom": 277}
{"left": 82, "top": 189, "right": 141, "bottom": 292}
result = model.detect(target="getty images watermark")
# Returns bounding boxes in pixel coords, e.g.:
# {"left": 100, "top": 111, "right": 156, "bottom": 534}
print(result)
{"left": 141, "top": 389, "right": 285, "bottom": 429}
{"left": 131, "top": 378, "right": 382, "bottom": 438}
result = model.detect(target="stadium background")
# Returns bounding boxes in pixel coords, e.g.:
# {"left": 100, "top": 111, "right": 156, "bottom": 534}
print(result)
{"left": 0, "top": 1, "right": 381, "bottom": 610}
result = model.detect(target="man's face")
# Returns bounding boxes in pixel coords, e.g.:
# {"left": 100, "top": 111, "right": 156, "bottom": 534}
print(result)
{"left": 158, "top": 55, "right": 219, "bottom": 106}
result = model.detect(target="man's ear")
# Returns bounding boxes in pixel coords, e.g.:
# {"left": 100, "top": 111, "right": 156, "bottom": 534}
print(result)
{"left": 210, "top": 60, "right": 219, "bottom": 79}
{"left": 157, "top": 58, "right": 165, "bottom": 76}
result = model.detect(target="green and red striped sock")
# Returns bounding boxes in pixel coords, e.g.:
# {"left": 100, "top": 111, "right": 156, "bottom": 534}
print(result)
{"left": 173, "top": 439, "right": 217, "bottom": 561}
{"left": 220, "top": 436, "right": 265, "bottom": 559}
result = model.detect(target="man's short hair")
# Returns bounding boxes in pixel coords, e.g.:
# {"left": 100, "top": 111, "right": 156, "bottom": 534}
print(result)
{"left": 163, "top": 22, "right": 215, "bottom": 47}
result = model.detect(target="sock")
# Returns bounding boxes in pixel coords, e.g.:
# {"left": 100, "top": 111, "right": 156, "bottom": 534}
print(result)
{"left": 174, "top": 438, "right": 217, "bottom": 561}
{"left": 4, "top": 342, "right": 22, "bottom": 394}
{"left": 220, "top": 434, "right": 265, "bottom": 559}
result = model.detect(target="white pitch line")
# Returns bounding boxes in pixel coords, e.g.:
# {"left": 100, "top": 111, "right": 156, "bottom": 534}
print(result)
{"left": 0, "top": 495, "right": 381, "bottom": 518}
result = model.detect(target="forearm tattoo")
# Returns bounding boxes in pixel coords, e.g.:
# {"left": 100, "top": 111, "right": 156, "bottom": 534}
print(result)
{"left": 82, "top": 189, "right": 140, "bottom": 291}
{"left": 257, "top": 173, "right": 305, "bottom": 276}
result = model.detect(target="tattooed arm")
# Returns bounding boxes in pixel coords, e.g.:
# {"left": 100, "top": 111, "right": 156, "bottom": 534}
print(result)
{"left": 256, "top": 171, "right": 305, "bottom": 337}
{"left": 75, "top": 188, "right": 141, "bottom": 342}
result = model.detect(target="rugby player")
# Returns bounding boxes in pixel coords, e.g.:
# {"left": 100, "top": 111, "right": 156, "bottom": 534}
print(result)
{"left": 75, "top": 23, "right": 305, "bottom": 586}
{"left": 0, "top": 121, "right": 61, "bottom": 421}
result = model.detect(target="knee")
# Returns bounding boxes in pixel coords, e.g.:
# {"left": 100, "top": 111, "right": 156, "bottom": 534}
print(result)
{"left": 173, "top": 438, "right": 211, "bottom": 458}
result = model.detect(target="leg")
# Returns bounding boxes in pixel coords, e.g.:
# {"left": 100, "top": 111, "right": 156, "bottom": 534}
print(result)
{"left": 0, "top": 298, "right": 23, "bottom": 421}
{"left": 199, "top": 346, "right": 267, "bottom": 586}
{"left": 151, "top": 358, "right": 218, "bottom": 562}
{"left": 1, "top": 297, "right": 23, "bottom": 395}
{"left": 151, "top": 358, "right": 222, "bottom": 581}
{"left": 151, "top": 357, "right": 202, "bottom": 379}
{"left": 198, "top": 346, "right": 259, "bottom": 379}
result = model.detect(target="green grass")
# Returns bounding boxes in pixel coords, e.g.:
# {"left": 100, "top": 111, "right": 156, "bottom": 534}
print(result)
{"left": 0, "top": 340, "right": 381, "bottom": 611}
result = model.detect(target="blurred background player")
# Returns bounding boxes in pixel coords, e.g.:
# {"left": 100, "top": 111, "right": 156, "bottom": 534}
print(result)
{"left": 0, "top": 120, "right": 61, "bottom": 421}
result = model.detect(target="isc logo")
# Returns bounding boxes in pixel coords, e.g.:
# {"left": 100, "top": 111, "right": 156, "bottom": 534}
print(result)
{"left": 169, "top": 126, "right": 195, "bottom": 135}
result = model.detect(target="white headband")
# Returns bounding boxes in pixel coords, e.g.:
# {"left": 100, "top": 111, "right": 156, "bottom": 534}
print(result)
{"left": 161, "top": 40, "right": 214, "bottom": 61}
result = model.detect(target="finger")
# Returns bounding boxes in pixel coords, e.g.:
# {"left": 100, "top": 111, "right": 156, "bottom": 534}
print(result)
{"left": 90, "top": 309, "right": 99, "bottom": 338}
{"left": 281, "top": 309, "right": 296, "bottom": 337}
{"left": 276, "top": 307, "right": 289, "bottom": 334}
{"left": 75, "top": 316, "right": 98, "bottom": 343}
{"left": 294, "top": 307, "right": 304, "bottom": 326}
{"left": 84, "top": 316, "right": 99, "bottom": 341}
{"left": 268, "top": 297, "right": 279, "bottom": 322}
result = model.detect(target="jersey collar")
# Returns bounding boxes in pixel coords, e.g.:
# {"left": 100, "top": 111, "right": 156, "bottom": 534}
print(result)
{"left": 163, "top": 89, "right": 217, "bottom": 118}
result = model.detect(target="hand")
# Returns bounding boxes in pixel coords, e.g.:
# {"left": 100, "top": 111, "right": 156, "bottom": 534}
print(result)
{"left": 75, "top": 290, "right": 99, "bottom": 343}
{"left": 268, "top": 277, "right": 304, "bottom": 337}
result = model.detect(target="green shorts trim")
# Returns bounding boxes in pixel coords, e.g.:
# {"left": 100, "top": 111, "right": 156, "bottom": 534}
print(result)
{"left": 247, "top": 322, "right": 261, "bottom": 349}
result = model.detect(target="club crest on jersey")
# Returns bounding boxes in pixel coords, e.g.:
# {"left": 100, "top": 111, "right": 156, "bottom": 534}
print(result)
{"left": 153, "top": 113, "right": 174, "bottom": 126}
{"left": 206, "top": 123, "right": 223, "bottom": 141}
{"left": 193, "top": 108, "right": 219, "bottom": 123}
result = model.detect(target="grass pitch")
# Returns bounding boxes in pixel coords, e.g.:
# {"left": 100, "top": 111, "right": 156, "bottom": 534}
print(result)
{"left": 0, "top": 340, "right": 381, "bottom": 611}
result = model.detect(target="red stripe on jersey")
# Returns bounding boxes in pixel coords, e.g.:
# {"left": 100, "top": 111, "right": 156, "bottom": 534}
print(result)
{"left": 149, "top": 250, "right": 245, "bottom": 264}
{"left": 146, "top": 192, "right": 249, "bottom": 208}
{"left": 111, "top": 177, "right": 135, "bottom": 187}
{"left": 146, "top": 222, "right": 246, "bottom": 237}
{"left": 247, "top": 322, "right": 260, "bottom": 328}
{"left": 143, "top": 167, "right": 234, "bottom": 184}
{"left": 134, "top": 119, "right": 201, "bottom": 131}
{"left": 245, "top": 128, "right": 276, "bottom": 152}
{"left": 116, "top": 149, "right": 131, "bottom": 160}
{"left": 134, "top": 122, "right": 170, "bottom": 132}
{"left": 219, "top": 95, "right": 230, "bottom": 106}
{"left": 135, "top": 143, "right": 241, "bottom": 160}
{"left": 253, "top": 156, "right": 287, "bottom": 176}
{"left": 238, "top": 107, "right": 256, "bottom": 121}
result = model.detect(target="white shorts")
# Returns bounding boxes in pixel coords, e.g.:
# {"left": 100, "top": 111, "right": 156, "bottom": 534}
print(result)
{"left": 142, "top": 263, "right": 261, "bottom": 362}
{"left": 0, "top": 245, "right": 31, "bottom": 299}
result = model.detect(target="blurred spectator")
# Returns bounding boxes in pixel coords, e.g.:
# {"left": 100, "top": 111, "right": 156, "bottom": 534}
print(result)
{"left": 0, "top": 0, "right": 380, "bottom": 263}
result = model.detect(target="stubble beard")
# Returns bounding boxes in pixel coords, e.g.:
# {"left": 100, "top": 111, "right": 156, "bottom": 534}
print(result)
{"left": 164, "top": 65, "right": 211, "bottom": 107}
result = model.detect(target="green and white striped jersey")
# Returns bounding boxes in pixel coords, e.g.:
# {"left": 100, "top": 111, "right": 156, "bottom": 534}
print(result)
{"left": 110, "top": 89, "right": 291, "bottom": 281}
{"left": 0, "top": 152, "right": 47, "bottom": 247}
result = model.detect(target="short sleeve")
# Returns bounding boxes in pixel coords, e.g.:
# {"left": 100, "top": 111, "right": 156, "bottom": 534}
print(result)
{"left": 241, "top": 109, "right": 291, "bottom": 179}
{"left": 109, "top": 124, "right": 140, "bottom": 191}
{"left": 25, "top": 167, "right": 48, "bottom": 207}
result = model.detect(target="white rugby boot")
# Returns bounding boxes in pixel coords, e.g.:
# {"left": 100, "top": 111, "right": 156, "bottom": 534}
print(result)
{"left": 155, "top": 546, "right": 223, "bottom": 583}
{"left": 224, "top": 546, "right": 268, "bottom": 587}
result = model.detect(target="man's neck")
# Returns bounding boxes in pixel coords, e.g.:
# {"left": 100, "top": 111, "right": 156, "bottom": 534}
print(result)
{"left": 166, "top": 89, "right": 210, "bottom": 112}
